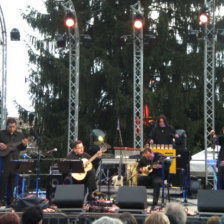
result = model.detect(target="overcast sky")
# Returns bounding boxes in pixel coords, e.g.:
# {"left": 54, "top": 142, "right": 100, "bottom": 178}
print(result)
{"left": 0, "top": 0, "right": 46, "bottom": 117}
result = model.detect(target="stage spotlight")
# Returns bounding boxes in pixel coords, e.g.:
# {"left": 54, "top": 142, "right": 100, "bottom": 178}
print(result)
{"left": 98, "top": 136, "right": 104, "bottom": 143}
{"left": 217, "top": 30, "right": 224, "bottom": 43}
{"left": 65, "top": 12, "right": 75, "bottom": 28}
{"left": 133, "top": 14, "right": 144, "bottom": 30}
{"left": 90, "top": 129, "right": 106, "bottom": 145}
{"left": 10, "top": 28, "right": 20, "bottom": 41}
{"left": 55, "top": 34, "right": 66, "bottom": 48}
{"left": 199, "top": 13, "right": 209, "bottom": 25}
{"left": 188, "top": 30, "right": 199, "bottom": 43}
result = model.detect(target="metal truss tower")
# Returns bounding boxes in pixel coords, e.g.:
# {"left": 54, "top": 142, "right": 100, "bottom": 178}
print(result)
{"left": 131, "top": 1, "right": 144, "bottom": 150}
{"left": 204, "top": 0, "right": 216, "bottom": 187}
{"left": 61, "top": 0, "right": 80, "bottom": 153}
{"left": 0, "top": 5, "right": 7, "bottom": 129}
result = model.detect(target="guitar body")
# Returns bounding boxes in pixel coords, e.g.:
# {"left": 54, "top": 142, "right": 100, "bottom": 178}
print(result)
{"left": 71, "top": 146, "right": 107, "bottom": 181}
{"left": 0, "top": 142, "right": 21, "bottom": 157}
{"left": 71, "top": 158, "right": 93, "bottom": 181}
{"left": 112, "top": 175, "right": 124, "bottom": 190}
{"left": 141, "top": 165, "right": 153, "bottom": 176}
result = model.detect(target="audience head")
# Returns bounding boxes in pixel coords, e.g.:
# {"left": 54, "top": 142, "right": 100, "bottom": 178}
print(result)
{"left": 0, "top": 213, "right": 20, "bottom": 224}
{"left": 165, "top": 203, "right": 187, "bottom": 224}
{"left": 92, "top": 216, "right": 123, "bottom": 224}
{"left": 22, "top": 206, "right": 43, "bottom": 224}
{"left": 119, "top": 212, "right": 137, "bottom": 224}
{"left": 207, "top": 216, "right": 221, "bottom": 224}
{"left": 220, "top": 215, "right": 224, "bottom": 224}
{"left": 145, "top": 212, "right": 170, "bottom": 224}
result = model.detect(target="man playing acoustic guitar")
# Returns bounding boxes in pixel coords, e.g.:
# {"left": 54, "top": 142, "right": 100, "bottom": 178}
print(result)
{"left": 137, "top": 147, "right": 169, "bottom": 210}
{"left": 66, "top": 140, "right": 103, "bottom": 201}
{"left": 0, "top": 118, "right": 28, "bottom": 207}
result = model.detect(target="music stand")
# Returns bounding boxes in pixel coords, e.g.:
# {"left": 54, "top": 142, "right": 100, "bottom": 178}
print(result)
{"left": 9, "top": 160, "right": 34, "bottom": 199}
{"left": 58, "top": 160, "right": 84, "bottom": 174}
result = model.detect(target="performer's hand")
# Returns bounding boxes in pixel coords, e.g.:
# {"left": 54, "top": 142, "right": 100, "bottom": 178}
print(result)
{"left": 150, "top": 139, "right": 154, "bottom": 144}
{"left": 175, "top": 134, "right": 179, "bottom": 138}
{"left": 22, "top": 138, "right": 28, "bottom": 147}
{"left": 97, "top": 150, "right": 103, "bottom": 158}
{"left": 141, "top": 168, "right": 149, "bottom": 175}
{"left": 220, "top": 161, "right": 224, "bottom": 167}
{"left": 153, "top": 164, "right": 162, "bottom": 169}
{"left": 0, "top": 143, "right": 7, "bottom": 150}
{"left": 210, "top": 130, "right": 215, "bottom": 135}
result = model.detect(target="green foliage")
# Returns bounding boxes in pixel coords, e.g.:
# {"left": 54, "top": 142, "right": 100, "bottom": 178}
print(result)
{"left": 22, "top": 0, "right": 224, "bottom": 156}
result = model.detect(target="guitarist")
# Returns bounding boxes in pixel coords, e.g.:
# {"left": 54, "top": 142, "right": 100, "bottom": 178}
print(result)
{"left": 137, "top": 147, "right": 168, "bottom": 209}
{"left": 66, "top": 140, "right": 102, "bottom": 201}
{"left": 0, "top": 118, "right": 28, "bottom": 206}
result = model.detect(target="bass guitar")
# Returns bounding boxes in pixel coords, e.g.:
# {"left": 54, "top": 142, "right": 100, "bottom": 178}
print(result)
{"left": 71, "top": 144, "right": 107, "bottom": 181}
{"left": 0, "top": 141, "right": 23, "bottom": 157}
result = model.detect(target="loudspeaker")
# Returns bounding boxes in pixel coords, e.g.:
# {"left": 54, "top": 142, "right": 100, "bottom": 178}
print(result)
{"left": 198, "top": 190, "right": 224, "bottom": 212}
{"left": 46, "top": 175, "right": 63, "bottom": 200}
{"left": 117, "top": 186, "right": 147, "bottom": 209}
{"left": 53, "top": 184, "right": 85, "bottom": 208}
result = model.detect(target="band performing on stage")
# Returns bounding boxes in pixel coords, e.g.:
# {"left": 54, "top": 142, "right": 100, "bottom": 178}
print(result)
{"left": 0, "top": 115, "right": 221, "bottom": 214}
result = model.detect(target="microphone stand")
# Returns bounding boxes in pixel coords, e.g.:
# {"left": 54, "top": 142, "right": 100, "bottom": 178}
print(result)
{"left": 161, "top": 157, "right": 166, "bottom": 207}
{"left": 32, "top": 130, "right": 44, "bottom": 198}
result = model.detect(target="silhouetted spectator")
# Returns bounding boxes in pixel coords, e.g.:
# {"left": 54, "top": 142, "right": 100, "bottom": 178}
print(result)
{"left": 92, "top": 216, "right": 123, "bottom": 224}
{"left": 21, "top": 206, "right": 43, "bottom": 224}
{"left": 145, "top": 212, "right": 170, "bottom": 224}
{"left": 0, "top": 213, "right": 20, "bottom": 224}
{"left": 165, "top": 203, "right": 187, "bottom": 224}
{"left": 207, "top": 216, "right": 221, "bottom": 224}
{"left": 119, "top": 212, "right": 137, "bottom": 224}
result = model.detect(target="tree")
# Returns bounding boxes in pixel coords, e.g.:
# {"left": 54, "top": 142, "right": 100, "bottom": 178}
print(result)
{"left": 22, "top": 0, "right": 224, "bottom": 156}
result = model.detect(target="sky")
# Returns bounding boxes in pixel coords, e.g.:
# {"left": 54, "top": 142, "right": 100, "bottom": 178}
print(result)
{"left": 0, "top": 0, "right": 46, "bottom": 117}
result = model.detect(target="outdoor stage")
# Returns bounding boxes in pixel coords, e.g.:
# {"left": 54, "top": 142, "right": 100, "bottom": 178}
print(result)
{"left": 0, "top": 186, "right": 221, "bottom": 224}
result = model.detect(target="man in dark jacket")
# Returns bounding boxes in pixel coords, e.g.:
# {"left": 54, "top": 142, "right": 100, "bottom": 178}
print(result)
{"left": 137, "top": 148, "right": 170, "bottom": 208}
{"left": 66, "top": 140, "right": 102, "bottom": 200}
{"left": 210, "top": 128, "right": 224, "bottom": 189}
{"left": 0, "top": 118, "right": 28, "bottom": 206}
{"left": 149, "top": 115, "right": 179, "bottom": 145}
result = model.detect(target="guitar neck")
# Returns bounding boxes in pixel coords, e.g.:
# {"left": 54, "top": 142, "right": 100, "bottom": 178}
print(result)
{"left": 88, "top": 153, "right": 98, "bottom": 164}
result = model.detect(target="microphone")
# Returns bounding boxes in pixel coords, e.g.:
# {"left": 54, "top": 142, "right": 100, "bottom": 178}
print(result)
{"left": 23, "top": 153, "right": 31, "bottom": 159}
{"left": 46, "top": 148, "right": 57, "bottom": 154}
{"left": 160, "top": 154, "right": 181, "bottom": 159}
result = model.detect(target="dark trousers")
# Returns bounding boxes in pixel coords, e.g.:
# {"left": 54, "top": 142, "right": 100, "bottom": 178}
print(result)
{"left": 0, "top": 166, "right": 16, "bottom": 205}
{"left": 218, "top": 167, "right": 224, "bottom": 190}
{"left": 137, "top": 175, "right": 162, "bottom": 205}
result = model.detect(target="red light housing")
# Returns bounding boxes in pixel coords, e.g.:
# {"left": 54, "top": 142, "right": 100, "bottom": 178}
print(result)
{"left": 199, "top": 13, "right": 209, "bottom": 24}
{"left": 65, "top": 12, "right": 75, "bottom": 28}
{"left": 133, "top": 19, "right": 144, "bottom": 30}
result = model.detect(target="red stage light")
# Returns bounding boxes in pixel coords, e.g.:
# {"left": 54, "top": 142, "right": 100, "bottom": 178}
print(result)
{"left": 65, "top": 12, "right": 75, "bottom": 28}
{"left": 133, "top": 19, "right": 144, "bottom": 30}
{"left": 199, "top": 13, "right": 209, "bottom": 24}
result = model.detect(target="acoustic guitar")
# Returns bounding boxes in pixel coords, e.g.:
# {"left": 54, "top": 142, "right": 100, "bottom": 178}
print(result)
{"left": 141, "top": 162, "right": 162, "bottom": 176}
{"left": 71, "top": 144, "right": 107, "bottom": 181}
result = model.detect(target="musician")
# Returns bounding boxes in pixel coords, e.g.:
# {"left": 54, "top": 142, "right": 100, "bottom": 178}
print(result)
{"left": 210, "top": 128, "right": 224, "bottom": 189}
{"left": 137, "top": 148, "right": 169, "bottom": 209}
{"left": 0, "top": 118, "right": 28, "bottom": 206}
{"left": 149, "top": 115, "right": 179, "bottom": 145}
{"left": 66, "top": 140, "right": 102, "bottom": 201}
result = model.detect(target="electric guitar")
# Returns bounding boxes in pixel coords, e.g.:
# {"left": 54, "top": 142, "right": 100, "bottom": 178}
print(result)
{"left": 112, "top": 120, "right": 124, "bottom": 190}
{"left": 0, "top": 141, "right": 24, "bottom": 157}
{"left": 71, "top": 144, "right": 107, "bottom": 181}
